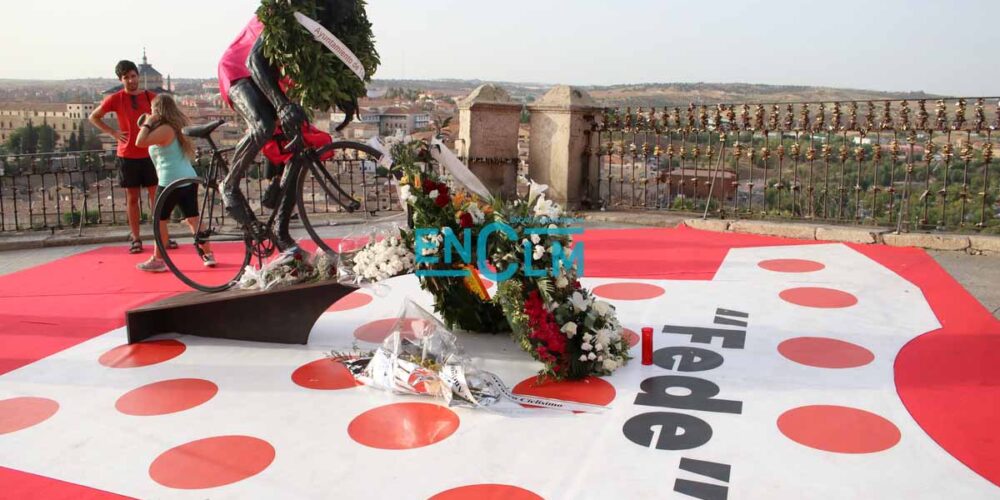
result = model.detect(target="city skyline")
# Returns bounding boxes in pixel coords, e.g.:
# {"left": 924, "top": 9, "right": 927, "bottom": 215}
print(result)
{"left": 2, "top": 0, "right": 999, "bottom": 96}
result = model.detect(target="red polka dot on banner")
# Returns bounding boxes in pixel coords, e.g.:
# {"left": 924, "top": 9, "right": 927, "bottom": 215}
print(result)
{"left": 777, "top": 405, "right": 901, "bottom": 454}
{"left": 0, "top": 397, "right": 59, "bottom": 435}
{"left": 429, "top": 484, "right": 543, "bottom": 500}
{"left": 592, "top": 282, "right": 664, "bottom": 301}
{"left": 292, "top": 359, "right": 361, "bottom": 390}
{"left": 759, "top": 259, "right": 826, "bottom": 273}
{"left": 327, "top": 292, "right": 374, "bottom": 312}
{"left": 348, "top": 402, "right": 459, "bottom": 450}
{"left": 778, "top": 337, "right": 875, "bottom": 369}
{"left": 513, "top": 376, "right": 616, "bottom": 411}
{"left": 99, "top": 339, "right": 186, "bottom": 368}
{"left": 115, "top": 379, "right": 218, "bottom": 416}
{"left": 623, "top": 328, "right": 640, "bottom": 348}
{"left": 779, "top": 287, "right": 858, "bottom": 309}
{"left": 149, "top": 435, "right": 275, "bottom": 489}
{"left": 353, "top": 318, "right": 421, "bottom": 344}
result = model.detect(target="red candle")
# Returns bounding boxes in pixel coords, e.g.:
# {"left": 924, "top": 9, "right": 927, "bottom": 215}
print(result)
{"left": 641, "top": 327, "right": 654, "bottom": 365}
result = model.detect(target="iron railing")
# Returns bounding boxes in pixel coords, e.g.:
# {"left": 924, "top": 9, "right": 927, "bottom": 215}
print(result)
{"left": 0, "top": 147, "right": 401, "bottom": 232}
{"left": 589, "top": 98, "right": 1000, "bottom": 232}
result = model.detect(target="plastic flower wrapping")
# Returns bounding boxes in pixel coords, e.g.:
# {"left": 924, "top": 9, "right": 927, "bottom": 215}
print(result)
{"left": 330, "top": 300, "right": 608, "bottom": 415}
{"left": 236, "top": 249, "right": 336, "bottom": 291}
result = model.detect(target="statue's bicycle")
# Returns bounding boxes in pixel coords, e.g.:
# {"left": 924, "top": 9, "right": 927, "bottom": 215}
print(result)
{"left": 153, "top": 119, "right": 384, "bottom": 292}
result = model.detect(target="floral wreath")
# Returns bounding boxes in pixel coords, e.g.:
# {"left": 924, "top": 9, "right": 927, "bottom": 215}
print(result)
{"left": 257, "top": 0, "right": 380, "bottom": 111}
{"left": 361, "top": 139, "right": 630, "bottom": 380}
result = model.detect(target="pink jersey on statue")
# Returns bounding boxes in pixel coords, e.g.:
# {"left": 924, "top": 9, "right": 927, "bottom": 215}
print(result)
{"left": 217, "top": 16, "right": 265, "bottom": 107}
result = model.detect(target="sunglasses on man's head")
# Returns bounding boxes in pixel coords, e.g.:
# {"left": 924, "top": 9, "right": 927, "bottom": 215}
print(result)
{"left": 129, "top": 94, "right": 139, "bottom": 110}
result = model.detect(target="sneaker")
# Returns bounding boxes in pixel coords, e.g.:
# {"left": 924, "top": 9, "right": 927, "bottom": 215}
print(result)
{"left": 136, "top": 258, "right": 168, "bottom": 273}
{"left": 202, "top": 252, "right": 217, "bottom": 268}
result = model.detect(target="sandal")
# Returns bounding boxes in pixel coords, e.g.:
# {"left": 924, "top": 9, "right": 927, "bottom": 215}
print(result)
{"left": 168, "top": 240, "right": 179, "bottom": 249}
{"left": 128, "top": 238, "right": 143, "bottom": 254}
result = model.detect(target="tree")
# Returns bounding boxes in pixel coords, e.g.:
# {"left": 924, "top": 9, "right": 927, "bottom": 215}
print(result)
{"left": 38, "top": 121, "right": 57, "bottom": 153}
{"left": 3, "top": 128, "right": 23, "bottom": 154}
{"left": 22, "top": 120, "right": 38, "bottom": 154}
{"left": 77, "top": 122, "right": 88, "bottom": 150}
{"left": 68, "top": 131, "right": 79, "bottom": 152}
{"left": 81, "top": 123, "right": 103, "bottom": 151}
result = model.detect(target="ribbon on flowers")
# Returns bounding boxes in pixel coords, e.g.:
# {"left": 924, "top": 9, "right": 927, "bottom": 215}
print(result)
{"left": 429, "top": 137, "right": 493, "bottom": 200}
{"left": 293, "top": 12, "right": 366, "bottom": 81}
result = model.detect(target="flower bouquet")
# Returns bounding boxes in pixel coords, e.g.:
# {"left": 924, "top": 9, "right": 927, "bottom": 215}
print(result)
{"left": 330, "top": 300, "right": 607, "bottom": 414}
{"left": 236, "top": 250, "right": 337, "bottom": 291}
{"left": 491, "top": 181, "right": 631, "bottom": 380}
{"left": 394, "top": 139, "right": 508, "bottom": 333}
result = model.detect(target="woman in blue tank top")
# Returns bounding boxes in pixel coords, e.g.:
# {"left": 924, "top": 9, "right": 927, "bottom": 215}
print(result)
{"left": 135, "top": 94, "right": 215, "bottom": 272}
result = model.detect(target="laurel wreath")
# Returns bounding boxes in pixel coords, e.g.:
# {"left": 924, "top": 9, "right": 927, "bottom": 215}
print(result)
{"left": 257, "top": 0, "right": 380, "bottom": 111}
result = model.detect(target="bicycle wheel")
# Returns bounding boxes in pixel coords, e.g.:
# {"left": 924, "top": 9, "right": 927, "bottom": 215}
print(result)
{"left": 297, "top": 141, "right": 385, "bottom": 254}
{"left": 154, "top": 177, "right": 252, "bottom": 292}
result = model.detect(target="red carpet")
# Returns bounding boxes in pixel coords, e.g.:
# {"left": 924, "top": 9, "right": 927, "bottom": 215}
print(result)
{"left": 850, "top": 244, "right": 1000, "bottom": 487}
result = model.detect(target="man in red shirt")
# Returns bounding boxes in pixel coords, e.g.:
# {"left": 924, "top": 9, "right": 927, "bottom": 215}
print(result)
{"left": 89, "top": 60, "right": 159, "bottom": 254}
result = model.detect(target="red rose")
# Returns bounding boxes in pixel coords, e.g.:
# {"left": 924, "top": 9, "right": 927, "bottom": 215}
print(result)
{"left": 438, "top": 183, "right": 450, "bottom": 197}
{"left": 459, "top": 212, "right": 473, "bottom": 228}
{"left": 422, "top": 180, "right": 437, "bottom": 194}
{"left": 435, "top": 193, "right": 450, "bottom": 207}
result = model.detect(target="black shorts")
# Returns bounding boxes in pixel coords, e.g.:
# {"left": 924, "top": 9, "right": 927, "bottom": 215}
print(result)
{"left": 117, "top": 157, "right": 158, "bottom": 188}
{"left": 156, "top": 184, "right": 200, "bottom": 221}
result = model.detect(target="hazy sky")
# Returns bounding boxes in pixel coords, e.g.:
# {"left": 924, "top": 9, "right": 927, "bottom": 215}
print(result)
{"left": 3, "top": 0, "right": 999, "bottom": 95}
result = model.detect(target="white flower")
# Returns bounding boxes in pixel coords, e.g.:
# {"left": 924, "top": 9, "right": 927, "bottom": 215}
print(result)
{"left": 595, "top": 329, "right": 611, "bottom": 350}
{"left": 533, "top": 196, "right": 561, "bottom": 221}
{"left": 583, "top": 332, "right": 594, "bottom": 342}
{"left": 581, "top": 342, "right": 593, "bottom": 351}
{"left": 399, "top": 185, "right": 413, "bottom": 204}
{"left": 352, "top": 236, "right": 416, "bottom": 282}
{"left": 555, "top": 275, "right": 569, "bottom": 288}
{"left": 592, "top": 300, "right": 612, "bottom": 317}
{"left": 587, "top": 352, "right": 597, "bottom": 361}
{"left": 579, "top": 354, "right": 588, "bottom": 362}
{"left": 530, "top": 233, "right": 541, "bottom": 244}
{"left": 467, "top": 203, "right": 485, "bottom": 224}
{"left": 602, "top": 358, "right": 619, "bottom": 371}
{"left": 561, "top": 322, "right": 578, "bottom": 338}
{"left": 528, "top": 180, "right": 549, "bottom": 205}
{"left": 429, "top": 189, "right": 439, "bottom": 199}
{"left": 532, "top": 245, "right": 545, "bottom": 261}
{"left": 594, "top": 343, "right": 604, "bottom": 352}
{"left": 569, "top": 291, "right": 591, "bottom": 312}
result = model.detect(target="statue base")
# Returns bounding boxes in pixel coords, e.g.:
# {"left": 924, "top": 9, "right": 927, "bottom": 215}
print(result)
{"left": 126, "top": 280, "right": 359, "bottom": 345}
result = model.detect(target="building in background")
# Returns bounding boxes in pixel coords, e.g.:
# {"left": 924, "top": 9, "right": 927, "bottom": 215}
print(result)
{"left": 0, "top": 102, "right": 97, "bottom": 148}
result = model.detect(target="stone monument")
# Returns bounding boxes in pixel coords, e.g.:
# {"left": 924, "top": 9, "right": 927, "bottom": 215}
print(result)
{"left": 457, "top": 84, "right": 522, "bottom": 197}
{"left": 527, "top": 86, "right": 601, "bottom": 208}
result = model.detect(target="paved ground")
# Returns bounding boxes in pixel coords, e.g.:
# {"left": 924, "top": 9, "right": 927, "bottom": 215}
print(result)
{"left": 2, "top": 219, "right": 998, "bottom": 318}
